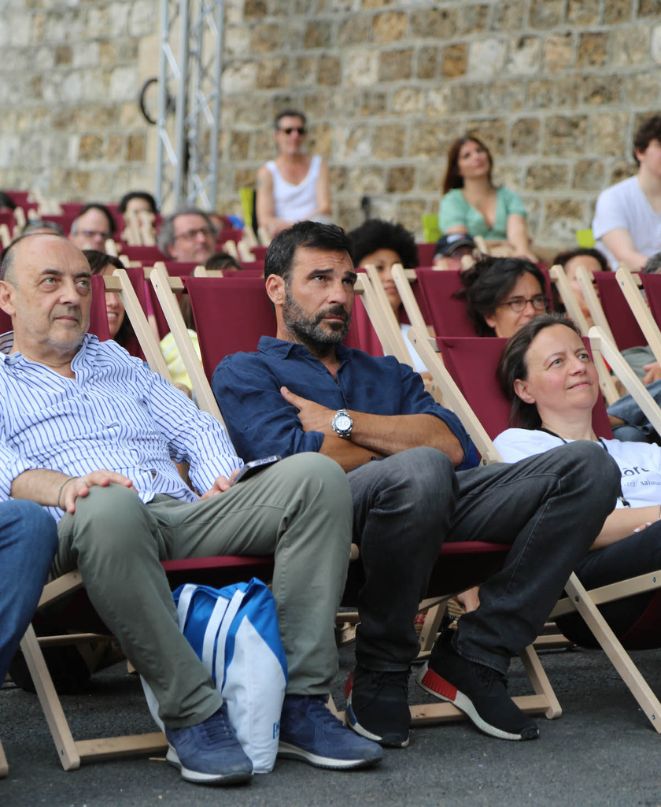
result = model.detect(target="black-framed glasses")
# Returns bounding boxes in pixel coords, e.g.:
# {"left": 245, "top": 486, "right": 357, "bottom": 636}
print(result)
{"left": 174, "top": 226, "right": 214, "bottom": 242}
{"left": 79, "top": 229, "right": 111, "bottom": 240}
{"left": 278, "top": 126, "right": 306, "bottom": 136}
{"left": 499, "top": 294, "right": 548, "bottom": 313}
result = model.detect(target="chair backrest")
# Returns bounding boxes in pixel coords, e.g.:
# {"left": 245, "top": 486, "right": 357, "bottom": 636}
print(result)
{"left": 436, "top": 335, "right": 613, "bottom": 440}
{"left": 112, "top": 268, "right": 149, "bottom": 360}
{"left": 416, "top": 243, "right": 437, "bottom": 266}
{"left": 640, "top": 273, "right": 661, "bottom": 327}
{"left": 183, "top": 276, "right": 277, "bottom": 378}
{"left": 414, "top": 270, "right": 477, "bottom": 337}
{"left": 344, "top": 295, "right": 384, "bottom": 356}
{"left": 120, "top": 245, "right": 167, "bottom": 264}
{"left": 88, "top": 274, "right": 111, "bottom": 341}
{"left": 594, "top": 271, "right": 646, "bottom": 350}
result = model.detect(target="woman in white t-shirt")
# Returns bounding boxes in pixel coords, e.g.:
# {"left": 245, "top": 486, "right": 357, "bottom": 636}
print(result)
{"left": 493, "top": 314, "right": 661, "bottom": 645}
{"left": 256, "top": 109, "right": 331, "bottom": 239}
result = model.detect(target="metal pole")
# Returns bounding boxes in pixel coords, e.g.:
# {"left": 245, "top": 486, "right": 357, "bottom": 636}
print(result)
{"left": 173, "top": 0, "right": 190, "bottom": 208}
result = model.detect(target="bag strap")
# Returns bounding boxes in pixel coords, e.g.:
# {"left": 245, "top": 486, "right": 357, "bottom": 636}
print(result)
{"left": 202, "top": 595, "right": 232, "bottom": 676}
{"left": 215, "top": 589, "right": 245, "bottom": 688}
{"left": 176, "top": 584, "right": 197, "bottom": 629}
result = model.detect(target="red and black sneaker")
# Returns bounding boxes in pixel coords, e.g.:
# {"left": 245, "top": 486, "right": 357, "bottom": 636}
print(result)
{"left": 417, "top": 644, "right": 539, "bottom": 741}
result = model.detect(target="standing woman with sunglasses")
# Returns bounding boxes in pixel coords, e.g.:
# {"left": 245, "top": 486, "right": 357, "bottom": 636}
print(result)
{"left": 256, "top": 109, "right": 332, "bottom": 239}
{"left": 458, "top": 256, "right": 548, "bottom": 338}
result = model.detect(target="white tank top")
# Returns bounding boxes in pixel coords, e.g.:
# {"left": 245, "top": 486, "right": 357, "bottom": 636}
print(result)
{"left": 266, "top": 155, "right": 321, "bottom": 221}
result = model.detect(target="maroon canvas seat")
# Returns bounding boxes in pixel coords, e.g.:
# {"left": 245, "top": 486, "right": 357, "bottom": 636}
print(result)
{"left": 416, "top": 243, "right": 437, "bottom": 266}
{"left": 237, "top": 260, "right": 264, "bottom": 273}
{"left": 414, "top": 269, "right": 477, "bottom": 337}
{"left": 120, "top": 245, "right": 167, "bottom": 264}
{"left": 594, "top": 271, "right": 646, "bottom": 350}
{"left": 88, "top": 274, "right": 111, "bottom": 341}
{"left": 640, "top": 273, "right": 661, "bottom": 329}
{"left": 436, "top": 335, "right": 613, "bottom": 440}
{"left": 344, "top": 294, "right": 384, "bottom": 357}
{"left": 183, "top": 275, "right": 277, "bottom": 378}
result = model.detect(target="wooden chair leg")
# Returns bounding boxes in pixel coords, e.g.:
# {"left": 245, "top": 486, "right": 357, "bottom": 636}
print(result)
{"left": 20, "top": 625, "right": 168, "bottom": 770}
{"left": 0, "top": 739, "right": 8, "bottom": 778}
{"left": 417, "top": 599, "right": 448, "bottom": 656}
{"left": 20, "top": 625, "right": 81, "bottom": 770}
{"left": 519, "top": 644, "right": 562, "bottom": 719}
{"left": 564, "top": 572, "right": 661, "bottom": 733}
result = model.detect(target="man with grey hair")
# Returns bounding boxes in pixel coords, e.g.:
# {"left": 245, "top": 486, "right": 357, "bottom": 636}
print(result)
{"left": 157, "top": 208, "right": 217, "bottom": 263}
{"left": 0, "top": 232, "right": 382, "bottom": 785}
{"left": 69, "top": 203, "right": 116, "bottom": 251}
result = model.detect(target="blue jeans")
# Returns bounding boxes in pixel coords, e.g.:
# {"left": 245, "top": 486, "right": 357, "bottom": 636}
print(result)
{"left": 349, "top": 442, "right": 620, "bottom": 676}
{"left": 0, "top": 501, "right": 58, "bottom": 681}
{"left": 607, "top": 379, "right": 661, "bottom": 441}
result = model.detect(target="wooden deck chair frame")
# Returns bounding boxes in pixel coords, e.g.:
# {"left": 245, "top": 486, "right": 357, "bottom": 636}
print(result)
{"left": 410, "top": 324, "right": 661, "bottom": 732}
{"left": 361, "top": 264, "right": 413, "bottom": 364}
{"left": 615, "top": 266, "right": 661, "bottom": 367}
{"left": 0, "top": 739, "right": 8, "bottom": 778}
{"left": 549, "top": 264, "right": 619, "bottom": 405}
{"left": 106, "top": 270, "right": 172, "bottom": 380}
{"left": 19, "top": 574, "right": 167, "bottom": 770}
{"left": 149, "top": 264, "right": 224, "bottom": 421}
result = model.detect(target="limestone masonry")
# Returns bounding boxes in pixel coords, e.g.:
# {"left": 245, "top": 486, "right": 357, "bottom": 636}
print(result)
{"left": 1, "top": 0, "right": 660, "bottom": 249}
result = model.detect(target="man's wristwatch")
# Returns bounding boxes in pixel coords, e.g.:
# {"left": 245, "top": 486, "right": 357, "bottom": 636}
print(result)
{"left": 331, "top": 408, "right": 353, "bottom": 439}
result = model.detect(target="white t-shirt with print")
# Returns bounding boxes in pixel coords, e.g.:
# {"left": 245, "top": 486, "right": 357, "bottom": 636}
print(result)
{"left": 494, "top": 428, "right": 661, "bottom": 508}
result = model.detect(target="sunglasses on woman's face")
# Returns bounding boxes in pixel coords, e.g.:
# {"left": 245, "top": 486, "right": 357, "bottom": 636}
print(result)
{"left": 278, "top": 127, "right": 306, "bottom": 136}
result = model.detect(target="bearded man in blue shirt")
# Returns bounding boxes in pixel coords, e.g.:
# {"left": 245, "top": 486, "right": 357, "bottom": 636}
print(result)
{"left": 213, "top": 221, "right": 621, "bottom": 749}
{"left": 0, "top": 233, "right": 383, "bottom": 785}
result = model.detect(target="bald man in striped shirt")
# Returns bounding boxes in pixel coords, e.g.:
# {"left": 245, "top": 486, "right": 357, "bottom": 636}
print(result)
{"left": 0, "top": 234, "right": 381, "bottom": 784}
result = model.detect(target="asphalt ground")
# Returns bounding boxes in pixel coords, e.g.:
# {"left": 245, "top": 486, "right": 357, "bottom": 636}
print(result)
{"left": 1, "top": 643, "right": 661, "bottom": 807}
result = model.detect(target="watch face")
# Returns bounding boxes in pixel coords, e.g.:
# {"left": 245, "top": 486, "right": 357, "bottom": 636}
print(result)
{"left": 335, "top": 414, "right": 351, "bottom": 431}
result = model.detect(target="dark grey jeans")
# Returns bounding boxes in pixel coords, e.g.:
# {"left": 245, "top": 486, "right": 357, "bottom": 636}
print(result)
{"left": 349, "top": 441, "right": 621, "bottom": 675}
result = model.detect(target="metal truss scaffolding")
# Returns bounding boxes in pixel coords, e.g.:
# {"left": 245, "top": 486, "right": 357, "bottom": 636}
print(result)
{"left": 156, "top": 0, "right": 224, "bottom": 212}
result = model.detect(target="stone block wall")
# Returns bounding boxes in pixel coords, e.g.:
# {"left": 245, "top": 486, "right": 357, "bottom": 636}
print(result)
{"left": 1, "top": 0, "right": 660, "bottom": 249}
{"left": 0, "top": 0, "right": 158, "bottom": 201}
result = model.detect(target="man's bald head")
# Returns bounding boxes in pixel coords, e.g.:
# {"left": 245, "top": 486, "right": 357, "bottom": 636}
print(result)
{"left": 1, "top": 233, "right": 74, "bottom": 284}
{"left": 0, "top": 233, "right": 92, "bottom": 364}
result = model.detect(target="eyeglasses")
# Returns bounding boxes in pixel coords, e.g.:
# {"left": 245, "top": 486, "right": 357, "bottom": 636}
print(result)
{"left": 173, "top": 226, "right": 214, "bottom": 242}
{"left": 499, "top": 294, "right": 548, "bottom": 313}
{"left": 79, "top": 229, "right": 111, "bottom": 240}
{"left": 278, "top": 127, "right": 306, "bottom": 136}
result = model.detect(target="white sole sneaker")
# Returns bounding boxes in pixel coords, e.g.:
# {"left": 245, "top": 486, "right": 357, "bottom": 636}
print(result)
{"left": 166, "top": 746, "right": 253, "bottom": 785}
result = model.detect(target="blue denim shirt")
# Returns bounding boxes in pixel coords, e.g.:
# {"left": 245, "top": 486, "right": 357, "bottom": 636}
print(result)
{"left": 213, "top": 336, "right": 479, "bottom": 470}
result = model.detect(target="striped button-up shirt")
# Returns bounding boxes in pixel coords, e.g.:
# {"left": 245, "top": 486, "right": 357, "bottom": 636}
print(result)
{"left": 0, "top": 334, "right": 243, "bottom": 521}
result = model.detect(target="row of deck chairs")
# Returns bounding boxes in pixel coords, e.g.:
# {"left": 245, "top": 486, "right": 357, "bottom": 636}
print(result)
{"left": 9, "top": 259, "right": 661, "bottom": 774}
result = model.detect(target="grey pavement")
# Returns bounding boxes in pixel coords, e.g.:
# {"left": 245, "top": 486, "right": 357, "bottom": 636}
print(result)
{"left": 2, "top": 644, "right": 661, "bottom": 807}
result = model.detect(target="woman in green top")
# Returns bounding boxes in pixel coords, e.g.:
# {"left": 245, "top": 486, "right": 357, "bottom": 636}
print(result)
{"left": 439, "top": 135, "right": 538, "bottom": 262}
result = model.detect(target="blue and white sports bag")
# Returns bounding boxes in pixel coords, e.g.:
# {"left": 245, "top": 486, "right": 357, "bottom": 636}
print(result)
{"left": 143, "top": 577, "right": 288, "bottom": 773}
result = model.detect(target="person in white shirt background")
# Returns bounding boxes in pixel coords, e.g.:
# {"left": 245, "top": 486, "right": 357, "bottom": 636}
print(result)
{"left": 256, "top": 109, "right": 331, "bottom": 239}
{"left": 593, "top": 114, "right": 661, "bottom": 270}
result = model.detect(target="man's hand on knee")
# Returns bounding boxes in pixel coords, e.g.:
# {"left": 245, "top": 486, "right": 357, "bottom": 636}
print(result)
{"left": 59, "top": 471, "right": 134, "bottom": 514}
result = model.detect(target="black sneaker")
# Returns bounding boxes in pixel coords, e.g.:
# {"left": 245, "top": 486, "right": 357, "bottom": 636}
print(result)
{"left": 345, "top": 667, "right": 411, "bottom": 748}
{"left": 417, "top": 644, "right": 539, "bottom": 741}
